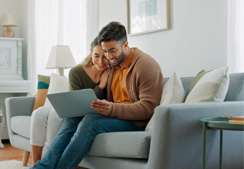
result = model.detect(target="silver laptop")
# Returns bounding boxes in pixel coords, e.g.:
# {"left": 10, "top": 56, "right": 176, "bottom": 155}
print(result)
{"left": 46, "top": 88, "right": 98, "bottom": 118}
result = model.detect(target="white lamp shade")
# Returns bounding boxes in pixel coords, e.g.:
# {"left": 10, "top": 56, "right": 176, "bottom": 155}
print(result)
{"left": 46, "top": 45, "right": 76, "bottom": 69}
{"left": 0, "top": 14, "right": 17, "bottom": 27}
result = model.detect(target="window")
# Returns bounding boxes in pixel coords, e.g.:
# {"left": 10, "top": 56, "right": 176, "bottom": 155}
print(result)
{"left": 227, "top": 0, "right": 244, "bottom": 73}
{"left": 28, "top": 0, "right": 99, "bottom": 94}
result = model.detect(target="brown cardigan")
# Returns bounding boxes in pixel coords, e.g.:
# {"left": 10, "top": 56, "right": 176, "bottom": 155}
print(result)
{"left": 106, "top": 48, "right": 163, "bottom": 129}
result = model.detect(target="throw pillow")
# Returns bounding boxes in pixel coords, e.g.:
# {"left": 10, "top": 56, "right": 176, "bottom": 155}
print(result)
{"left": 44, "top": 73, "right": 69, "bottom": 107}
{"left": 188, "top": 69, "right": 210, "bottom": 94}
{"left": 185, "top": 66, "right": 229, "bottom": 103}
{"left": 185, "top": 69, "right": 211, "bottom": 97}
{"left": 145, "top": 71, "right": 185, "bottom": 131}
{"left": 32, "top": 75, "right": 50, "bottom": 112}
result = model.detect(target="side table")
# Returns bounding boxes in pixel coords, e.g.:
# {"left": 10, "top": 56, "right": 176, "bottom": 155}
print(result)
{"left": 200, "top": 117, "right": 244, "bottom": 169}
{"left": 0, "top": 110, "right": 4, "bottom": 148}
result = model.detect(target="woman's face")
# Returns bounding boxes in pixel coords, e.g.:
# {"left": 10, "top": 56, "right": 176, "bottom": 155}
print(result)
{"left": 92, "top": 45, "right": 109, "bottom": 71}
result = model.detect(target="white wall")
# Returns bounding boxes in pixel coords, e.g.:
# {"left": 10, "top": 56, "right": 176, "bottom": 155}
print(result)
{"left": 0, "top": 0, "right": 19, "bottom": 37}
{"left": 0, "top": 0, "right": 228, "bottom": 78}
{"left": 99, "top": 0, "right": 228, "bottom": 77}
{"left": 0, "top": 0, "right": 28, "bottom": 79}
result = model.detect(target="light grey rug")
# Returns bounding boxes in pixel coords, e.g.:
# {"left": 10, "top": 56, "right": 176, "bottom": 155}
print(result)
{"left": 0, "top": 160, "right": 31, "bottom": 169}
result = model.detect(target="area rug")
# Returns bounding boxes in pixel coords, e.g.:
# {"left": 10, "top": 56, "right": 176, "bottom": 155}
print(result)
{"left": 0, "top": 160, "right": 31, "bottom": 169}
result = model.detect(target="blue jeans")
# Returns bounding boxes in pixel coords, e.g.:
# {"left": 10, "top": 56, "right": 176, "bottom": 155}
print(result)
{"left": 30, "top": 114, "right": 140, "bottom": 169}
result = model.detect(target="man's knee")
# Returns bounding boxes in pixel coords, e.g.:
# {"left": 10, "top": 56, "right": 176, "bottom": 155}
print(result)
{"left": 81, "top": 114, "right": 104, "bottom": 126}
{"left": 80, "top": 114, "right": 108, "bottom": 133}
{"left": 58, "top": 117, "right": 82, "bottom": 134}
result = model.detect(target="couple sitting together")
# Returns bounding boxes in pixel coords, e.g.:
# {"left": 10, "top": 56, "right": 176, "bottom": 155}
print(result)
{"left": 30, "top": 21, "right": 163, "bottom": 169}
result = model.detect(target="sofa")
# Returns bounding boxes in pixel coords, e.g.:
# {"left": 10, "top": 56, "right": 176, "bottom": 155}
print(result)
{"left": 5, "top": 73, "right": 244, "bottom": 169}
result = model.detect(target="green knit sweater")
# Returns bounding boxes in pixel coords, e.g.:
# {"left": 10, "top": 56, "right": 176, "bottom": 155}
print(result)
{"left": 69, "top": 65, "right": 106, "bottom": 99}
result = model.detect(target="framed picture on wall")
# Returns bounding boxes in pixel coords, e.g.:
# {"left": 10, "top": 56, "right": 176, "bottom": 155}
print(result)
{"left": 127, "top": 0, "right": 170, "bottom": 36}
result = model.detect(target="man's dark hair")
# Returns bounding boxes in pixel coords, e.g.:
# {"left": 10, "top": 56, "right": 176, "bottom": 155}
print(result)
{"left": 98, "top": 21, "right": 127, "bottom": 45}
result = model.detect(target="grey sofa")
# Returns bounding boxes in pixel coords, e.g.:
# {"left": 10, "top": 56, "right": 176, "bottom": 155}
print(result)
{"left": 5, "top": 73, "right": 244, "bottom": 169}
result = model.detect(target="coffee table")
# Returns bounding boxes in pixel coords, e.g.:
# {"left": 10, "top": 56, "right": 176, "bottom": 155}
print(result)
{"left": 200, "top": 117, "right": 244, "bottom": 169}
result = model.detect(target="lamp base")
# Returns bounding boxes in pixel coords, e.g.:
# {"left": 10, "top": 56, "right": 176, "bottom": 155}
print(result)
{"left": 3, "top": 28, "right": 15, "bottom": 38}
{"left": 58, "top": 68, "right": 64, "bottom": 76}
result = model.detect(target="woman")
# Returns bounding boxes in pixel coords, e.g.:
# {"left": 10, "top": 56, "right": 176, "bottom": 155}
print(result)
{"left": 30, "top": 36, "right": 110, "bottom": 166}
{"left": 30, "top": 107, "right": 63, "bottom": 165}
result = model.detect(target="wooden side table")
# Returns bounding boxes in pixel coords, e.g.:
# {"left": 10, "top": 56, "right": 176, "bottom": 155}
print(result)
{"left": 200, "top": 117, "right": 244, "bottom": 169}
{"left": 0, "top": 110, "right": 4, "bottom": 148}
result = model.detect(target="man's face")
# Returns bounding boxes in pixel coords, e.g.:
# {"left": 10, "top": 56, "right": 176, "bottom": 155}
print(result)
{"left": 101, "top": 40, "right": 125, "bottom": 67}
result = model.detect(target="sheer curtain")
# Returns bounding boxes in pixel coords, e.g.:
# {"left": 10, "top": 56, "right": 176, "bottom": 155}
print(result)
{"left": 27, "top": 0, "right": 99, "bottom": 95}
{"left": 227, "top": 0, "right": 244, "bottom": 73}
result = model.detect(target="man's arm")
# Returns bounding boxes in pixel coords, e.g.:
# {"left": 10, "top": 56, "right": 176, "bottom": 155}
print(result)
{"left": 92, "top": 56, "right": 163, "bottom": 121}
{"left": 110, "top": 67, "right": 163, "bottom": 120}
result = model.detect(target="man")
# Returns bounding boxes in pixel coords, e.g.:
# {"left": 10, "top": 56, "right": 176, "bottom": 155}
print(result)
{"left": 31, "top": 21, "right": 163, "bottom": 169}
{"left": 91, "top": 21, "right": 163, "bottom": 130}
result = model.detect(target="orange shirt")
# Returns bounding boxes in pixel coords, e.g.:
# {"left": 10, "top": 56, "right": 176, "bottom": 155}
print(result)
{"left": 111, "top": 48, "right": 135, "bottom": 104}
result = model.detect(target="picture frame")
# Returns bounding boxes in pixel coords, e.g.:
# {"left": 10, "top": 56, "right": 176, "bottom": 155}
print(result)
{"left": 127, "top": 0, "right": 170, "bottom": 36}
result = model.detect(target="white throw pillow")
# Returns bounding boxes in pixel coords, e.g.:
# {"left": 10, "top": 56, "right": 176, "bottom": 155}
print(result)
{"left": 145, "top": 71, "right": 185, "bottom": 131}
{"left": 160, "top": 71, "right": 185, "bottom": 105}
{"left": 185, "top": 67, "right": 229, "bottom": 103}
{"left": 44, "top": 73, "right": 69, "bottom": 107}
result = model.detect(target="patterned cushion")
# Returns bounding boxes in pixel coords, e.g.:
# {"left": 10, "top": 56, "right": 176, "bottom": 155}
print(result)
{"left": 32, "top": 75, "right": 50, "bottom": 111}
{"left": 185, "top": 67, "right": 229, "bottom": 103}
{"left": 188, "top": 69, "right": 210, "bottom": 94}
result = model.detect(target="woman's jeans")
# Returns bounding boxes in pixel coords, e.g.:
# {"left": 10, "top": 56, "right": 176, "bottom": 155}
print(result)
{"left": 31, "top": 113, "right": 140, "bottom": 169}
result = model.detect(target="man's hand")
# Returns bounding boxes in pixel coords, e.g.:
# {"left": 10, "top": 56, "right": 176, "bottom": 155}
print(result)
{"left": 91, "top": 99, "right": 112, "bottom": 116}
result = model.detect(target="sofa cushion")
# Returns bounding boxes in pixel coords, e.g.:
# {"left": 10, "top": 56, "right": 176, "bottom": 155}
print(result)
{"left": 44, "top": 73, "right": 69, "bottom": 107}
{"left": 145, "top": 71, "right": 185, "bottom": 131}
{"left": 224, "top": 73, "right": 244, "bottom": 101}
{"left": 180, "top": 73, "right": 244, "bottom": 102}
{"left": 188, "top": 69, "right": 210, "bottom": 94}
{"left": 160, "top": 71, "right": 185, "bottom": 105}
{"left": 11, "top": 116, "right": 31, "bottom": 139}
{"left": 88, "top": 131, "right": 151, "bottom": 159}
{"left": 185, "top": 67, "right": 229, "bottom": 103}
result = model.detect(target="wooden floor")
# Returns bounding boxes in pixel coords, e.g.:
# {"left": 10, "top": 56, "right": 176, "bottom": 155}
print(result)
{"left": 0, "top": 140, "right": 32, "bottom": 165}
{"left": 0, "top": 140, "right": 87, "bottom": 169}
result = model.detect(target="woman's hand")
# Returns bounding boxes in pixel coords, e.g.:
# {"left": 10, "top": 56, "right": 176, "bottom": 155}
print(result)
{"left": 98, "top": 67, "right": 111, "bottom": 89}
{"left": 91, "top": 99, "right": 112, "bottom": 116}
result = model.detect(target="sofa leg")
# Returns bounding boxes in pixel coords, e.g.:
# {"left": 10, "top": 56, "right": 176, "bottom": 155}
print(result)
{"left": 22, "top": 150, "right": 30, "bottom": 166}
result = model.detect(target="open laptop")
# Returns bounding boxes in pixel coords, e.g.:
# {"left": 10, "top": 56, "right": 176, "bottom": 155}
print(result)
{"left": 46, "top": 88, "right": 98, "bottom": 118}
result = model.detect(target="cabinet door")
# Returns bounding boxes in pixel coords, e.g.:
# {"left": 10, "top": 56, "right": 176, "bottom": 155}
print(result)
{"left": 0, "top": 39, "right": 23, "bottom": 80}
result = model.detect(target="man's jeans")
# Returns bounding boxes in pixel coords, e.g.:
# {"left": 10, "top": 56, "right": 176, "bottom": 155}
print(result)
{"left": 31, "top": 114, "right": 140, "bottom": 169}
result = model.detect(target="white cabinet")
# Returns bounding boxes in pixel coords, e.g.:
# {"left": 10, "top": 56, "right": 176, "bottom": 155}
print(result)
{"left": 0, "top": 37, "right": 30, "bottom": 93}
{"left": 0, "top": 37, "right": 24, "bottom": 80}
{"left": 0, "top": 37, "right": 30, "bottom": 140}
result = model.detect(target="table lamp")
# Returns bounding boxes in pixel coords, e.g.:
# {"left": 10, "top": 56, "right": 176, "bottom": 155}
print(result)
{"left": 0, "top": 14, "right": 17, "bottom": 38}
{"left": 46, "top": 45, "right": 76, "bottom": 76}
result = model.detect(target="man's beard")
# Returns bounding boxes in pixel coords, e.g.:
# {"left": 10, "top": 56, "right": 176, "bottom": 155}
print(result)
{"left": 110, "top": 50, "right": 125, "bottom": 67}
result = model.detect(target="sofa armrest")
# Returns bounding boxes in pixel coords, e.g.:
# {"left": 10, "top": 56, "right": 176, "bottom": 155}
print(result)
{"left": 5, "top": 96, "right": 35, "bottom": 118}
{"left": 5, "top": 96, "right": 35, "bottom": 151}
{"left": 147, "top": 101, "right": 244, "bottom": 169}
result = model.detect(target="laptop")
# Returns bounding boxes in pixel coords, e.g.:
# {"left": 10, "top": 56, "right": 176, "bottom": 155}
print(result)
{"left": 46, "top": 88, "right": 98, "bottom": 118}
